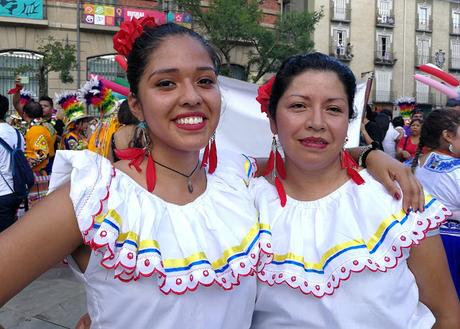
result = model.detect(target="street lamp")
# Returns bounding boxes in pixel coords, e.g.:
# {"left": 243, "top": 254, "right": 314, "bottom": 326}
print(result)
{"left": 435, "top": 49, "right": 445, "bottom": 69}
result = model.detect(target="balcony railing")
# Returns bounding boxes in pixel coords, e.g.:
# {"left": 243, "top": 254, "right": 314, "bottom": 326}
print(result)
{"left": 416, "top": 18, "right": 433, "bottom": 32}
{"left": 376, "top": 13, "right": 395, "bottom": 27}
{"left": 449, "top": 57, "right": 460, "bottom": 70}
{"left": 329, "top": 44, "right": 353, "bottom": 62}
{"left": 374, "top": 90, "right": 394, "bottom": 103}
{"left": 415, "top": 92, "right": 432, "bottom": 104}
{"left": 374, "top": 50, "right": 396, "bottom": 65}
{"left": 330, "top": 3, "right": 351, "bottom": 22}
{"left": 414, "top": 53, "right": 432, "bottom": 66}
{"left": 451, "top": 22, "right": 460, "bottom": 35}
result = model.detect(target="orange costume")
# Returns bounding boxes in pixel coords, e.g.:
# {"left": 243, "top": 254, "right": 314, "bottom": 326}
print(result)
{"left": 25, "top": 123, "right": 53, "bottom": 173}
{"left": 87, "top": 116, "right": 120, "bottom": 158}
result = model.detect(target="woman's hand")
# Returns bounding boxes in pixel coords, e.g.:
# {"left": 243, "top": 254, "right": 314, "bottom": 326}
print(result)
{"left": 365, "top": 150, "right": 424, "bottom": 212}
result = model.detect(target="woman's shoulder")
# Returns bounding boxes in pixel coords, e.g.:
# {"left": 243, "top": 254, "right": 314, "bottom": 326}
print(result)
{"left": 420, "top": 152, "right": 460, "bottom": 174}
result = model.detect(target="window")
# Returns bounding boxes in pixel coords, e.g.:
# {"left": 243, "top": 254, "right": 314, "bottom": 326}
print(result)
{"left": 0, "top": 51, "right": 42, "bottom": 108}
{"left": 87, "top": 54, "right": 127, "bottom": 82}
{"left": 416, "top": 36, "right": 431, "bottom": 66}
{"left": 332, "top": 27, "right": 348, "bottom": 57}
{"left": 333, "top": 0, "right": 347, "bottom": 20}
{"left": 417, "top": 5, "right": 431, "bottom": 30}
{"left": 453, "top": 11, "right": 460, "bottom": 34}
{"left": 378, "top": 0, "right": 392, "bottom": 23}
{"left": 375, "top": 69, "right": 392, "bottom": 102}
{"left": 416, "top": 77, "right": 430, "bottom": 103}
{"left": 376, "top": 33, "right": 392, "bottom": 61}
{"left": 451, "top": 39, "right": 460, "bottom": 69}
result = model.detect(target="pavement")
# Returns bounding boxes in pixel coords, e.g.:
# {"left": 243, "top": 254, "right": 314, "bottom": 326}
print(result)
{"left": 0, "top": 264, "right": 86, "bottom": 329}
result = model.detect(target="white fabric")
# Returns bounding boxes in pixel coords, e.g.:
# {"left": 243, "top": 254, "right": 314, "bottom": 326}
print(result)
{"left": 416, "top": 152, "right": 460, "bottom": 221}
{"left": 0, "top": 123, "right": 24, "bottom": 196}
{"left": 216, "top": 77, "right": 367, "bottom": 157}
{"left": 48, "top": 150, "right": 261, "bottom": 329}
{"left": 250, "top": 172, "right": 449, "bottom": 329}
{"left": 382, "top": 123, "right": 401, "bottom": 158}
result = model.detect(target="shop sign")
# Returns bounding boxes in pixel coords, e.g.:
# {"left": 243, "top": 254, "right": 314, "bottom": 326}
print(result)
{"left": 0, "top": 0, "right": 43, "bottom": 20}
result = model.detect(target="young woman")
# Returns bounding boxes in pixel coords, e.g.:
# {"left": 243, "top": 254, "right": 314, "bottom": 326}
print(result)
{"left": 250, "top": 53, "right": 460, "bottom": 328}
{"left": 0, "top": 23, "right": 426, "bottom": 329}
{"left": 397, "top": 118, "right": 423, "bottom": 161}
{"left": 411, "top": 108, "right": 460, "bottom": 297}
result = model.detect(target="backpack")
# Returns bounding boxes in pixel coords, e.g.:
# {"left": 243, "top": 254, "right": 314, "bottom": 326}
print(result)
{"left": 0, "top": 129, "right": 35, "bottom": 199}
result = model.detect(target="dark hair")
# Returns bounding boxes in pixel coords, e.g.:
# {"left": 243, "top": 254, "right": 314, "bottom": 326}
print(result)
{"left": 375, "top": 112, "right": 390, "bottom": 136}
{"left": 0, "top": 94, "right": 8, "bottom": 120}
{"left": 39, "top": 95, "right": 53, "bottom": 107}
{"left": 127, "top": 23, "right": 221, "bottom": 96}
{"left": 411, "top": 109, "right": 460, "bottom": 172}
{"left": 365, "top": 104, "right": 376, "bottom": 121}
{"left": 411, "top": 108, "right": 423, "bottom": 118}
{"left": 392, "top": 116, "right": 404, "bottom": 128}
{"left": 410, "top": 118, "right": 423, "bottom": 126}
{"left": 23, "top": 101, "right": 43, "bottom": 119}
{"left": 268, "top": 52, "right": 356, "bottom": 120}
{"left": 117, "top": 100, "right": 139, "bottom": 125}
{"left": 381, "top": 109, "right": 393, "bottom": 119}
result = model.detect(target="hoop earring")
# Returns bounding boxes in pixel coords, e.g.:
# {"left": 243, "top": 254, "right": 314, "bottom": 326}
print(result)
{"left": 201, "top": 132, "right": 217, "bottom": 174}
{"left": 264, "top": 135, "right": 287, "bottom": 207}
{"left": 341, "top": 138, "right": 364, "bottom": 185}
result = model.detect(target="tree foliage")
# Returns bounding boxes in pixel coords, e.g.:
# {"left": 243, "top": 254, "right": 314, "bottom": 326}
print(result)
{"left": 173, "top": 0, "right": 323, "bottom": 82}
{"left": 37, "top": 36, "right": 77, "bottom": 94}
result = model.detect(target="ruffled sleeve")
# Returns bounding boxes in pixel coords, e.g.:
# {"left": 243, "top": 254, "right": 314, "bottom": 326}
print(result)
{"left": 49, "top": 149, "right": 263, "bottom": 294}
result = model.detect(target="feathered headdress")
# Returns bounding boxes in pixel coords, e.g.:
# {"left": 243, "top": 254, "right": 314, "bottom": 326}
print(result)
{"left": 19, "top": 89, "right": 36, "bottom": 105}
{"left": 395, "top": 96, "right": 416, "bottom": 119}
{"left": 56, "top": 91, "right": 90, "bottom": 124}
{"left": 79, "top": 75, "right": 117, "bottom": 116}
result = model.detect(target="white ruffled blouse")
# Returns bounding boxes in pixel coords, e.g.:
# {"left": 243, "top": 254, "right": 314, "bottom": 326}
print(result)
{"left": 48, "top": 150, "right": 261, "bottom": 329}
{"left": 250, "top": 171, "right": 450, "bottom": 329}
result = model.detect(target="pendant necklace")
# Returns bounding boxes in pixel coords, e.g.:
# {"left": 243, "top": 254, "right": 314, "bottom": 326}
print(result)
{"left": 154, "top": 160, "right": 201, "bottom": 193}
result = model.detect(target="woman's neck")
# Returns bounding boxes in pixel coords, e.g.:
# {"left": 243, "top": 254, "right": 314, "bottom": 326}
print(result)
{"left": 282, "top": 156, "right": 349, "bottom": 201}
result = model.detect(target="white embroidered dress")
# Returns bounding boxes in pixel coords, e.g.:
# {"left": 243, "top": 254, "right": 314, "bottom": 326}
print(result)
{"left": 48, "top": 150, "right": 261, "bottom": 329}
{"left": 250, "top": 171, "right": 450, "bottom": 329}
{"left": 416, "top": 152, "right": 460, "bottom": 221}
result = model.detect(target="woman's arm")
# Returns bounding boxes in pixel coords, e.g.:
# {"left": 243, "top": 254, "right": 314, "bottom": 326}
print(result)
{"left": 0, "top": 184, "right": 83, "bottom": 306}
{"left": 408, "top": 235, "right": 460, "bottom": 328}
{"left": 347, "top": 148, "right": 425, "bottom": 212}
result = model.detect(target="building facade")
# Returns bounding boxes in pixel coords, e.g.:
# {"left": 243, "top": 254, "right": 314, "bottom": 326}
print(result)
{"left": 0, "top": 0, "right": 279, "bottom": 108}
{"left": 286, "top": 0, "right": 460, "bottom": 111}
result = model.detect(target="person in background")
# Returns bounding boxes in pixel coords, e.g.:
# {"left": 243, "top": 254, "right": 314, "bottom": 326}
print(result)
{"left": 446, "top": 97, "right": 460, "bottom": 112}
{"left": 22, "top": 101, "right": 52, "bottom": 174}
{"left": 360, "top": 104, "right": 384, "bottom": 150}
{"left": 396, "top": 118, "right": 423, "bottom": 162}
{"left": 392, "top": 116, "right": 406, "bottom": 139}
{"left": 379, "top": 109, "right": 402, "bottom": 158}
{"left": 411, "top": 108, "right": 460, "bottom": 298}
{"left": 0, "top": 94, "right": 24, "bottom": 232}
{"left": 109, "top": 99, "right": 139, "bottom": 162}
{"left": 56, "top": 92, "right": 93, "bottom": 151}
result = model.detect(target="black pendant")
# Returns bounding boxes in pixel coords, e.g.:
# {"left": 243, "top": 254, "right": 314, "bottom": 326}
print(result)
{"left": 187, "top": 179, "right": 193, "bottom": 193}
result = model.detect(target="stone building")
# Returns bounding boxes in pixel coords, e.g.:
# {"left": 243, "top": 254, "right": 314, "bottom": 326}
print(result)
{"left": 0, "top": 0, "right": 279, "bottom": 104}
{"left": 285, "top": 0, "right": 460, "bottom": 111}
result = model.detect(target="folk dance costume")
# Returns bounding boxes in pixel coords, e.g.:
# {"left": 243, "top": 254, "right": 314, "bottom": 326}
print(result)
{"left": 250, "top": 171, "right": 450, "bottom": 329}
{"left": 48, "top": 150, "right": 265, "bottom": 329}
{"left": 24, "top": 119, "right": 53, "bottom": 173}
{"left": 415, "top": 151, "right": 460, "bottom": 296}
{"left": 56, "top": 92, "right": 92, "bottom": 151}
{"left": 80, "top": 76, "right": 120, "bottom": 158}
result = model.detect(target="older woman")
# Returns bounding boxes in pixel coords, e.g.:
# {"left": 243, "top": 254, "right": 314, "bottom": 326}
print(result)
{"left": 251, "top": 53, "right": 459, "bottom": 328}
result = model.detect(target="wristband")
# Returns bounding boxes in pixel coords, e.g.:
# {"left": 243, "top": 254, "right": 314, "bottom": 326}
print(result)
{"left": 358, "top": 142, "right": 379, "bottom": 168}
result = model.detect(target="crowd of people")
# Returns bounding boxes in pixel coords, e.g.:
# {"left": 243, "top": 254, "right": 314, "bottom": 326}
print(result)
{"left": 0, "top": 19, "right": 459, "bottom": 329}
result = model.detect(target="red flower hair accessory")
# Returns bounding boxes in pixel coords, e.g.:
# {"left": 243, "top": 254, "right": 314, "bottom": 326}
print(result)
{"left": 112, "top": 16, "right": 158, "bottom": 71}
{"left": 256, "top": 76, "right": 275, "bottom": 115}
